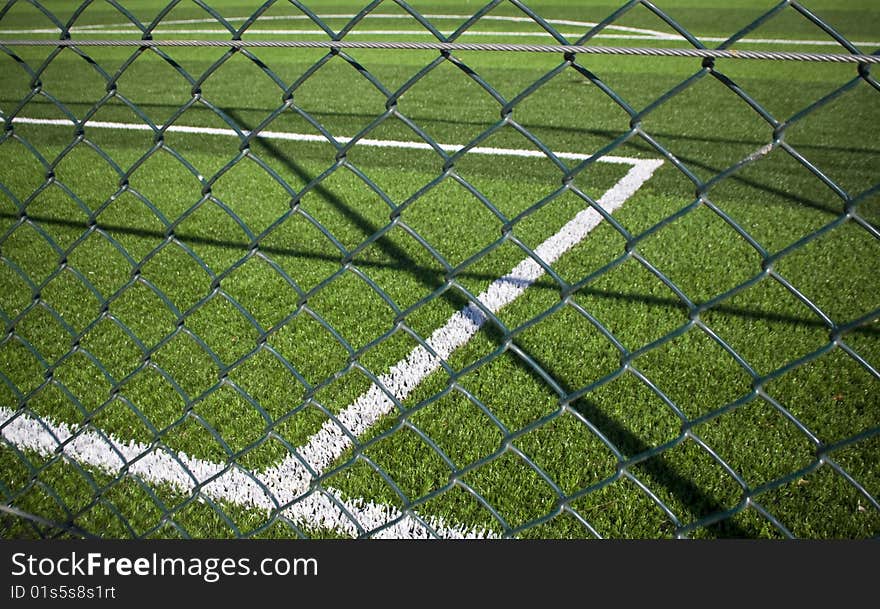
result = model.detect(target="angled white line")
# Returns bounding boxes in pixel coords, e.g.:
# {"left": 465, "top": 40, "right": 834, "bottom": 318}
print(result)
{"left": 0, "top": 406, "right": 491, "bottom": 538}
{"left": 0, "top": 115, "right": 662, "bottom": 537}
{"left": 283, "top": 157, "right": 663, "bottom": 484}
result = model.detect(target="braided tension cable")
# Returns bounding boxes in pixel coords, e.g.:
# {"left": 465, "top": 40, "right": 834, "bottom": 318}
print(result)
{"left": 1, "top": 38, "right": 879, "bottom": 63}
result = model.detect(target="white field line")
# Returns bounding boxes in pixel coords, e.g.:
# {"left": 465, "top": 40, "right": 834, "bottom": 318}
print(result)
{"left": 3, "top": 12, "right": 878, "bottom": 46}
{"left": 0, "top": 28, "right": 680, "bottom": 41}
{"left": 0, "top": 406, "right": 491, "bottom": 538}
{"left": 0, "top": 115, "right": 662, "bottom": 537}
{"left": 3, "top": 116, "right": 640, "bottom": 165}
{"left": 12, "top": 14, "right": 676, "bottom": 39}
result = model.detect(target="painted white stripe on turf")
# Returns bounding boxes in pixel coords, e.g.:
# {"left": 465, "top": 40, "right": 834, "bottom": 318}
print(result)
{"left": 2, "top": 116, "right": 641, "bottom": 165}
{"left": 4, "top": 14, "right": 675, "bottom": 40}
{"left": 11, "top": 14, "right": 880, "bottom": 47}
{"left": 0, "top": 29, "right": 678, "bottom": 40}
{"left": 0, "top": 114, "right": 661, "bottom": 536}
{"left": 284, "top": 156, "right": 663, "bottom": 484}
{"left": 0, "top": 406, "right": 491, "bottom": 538}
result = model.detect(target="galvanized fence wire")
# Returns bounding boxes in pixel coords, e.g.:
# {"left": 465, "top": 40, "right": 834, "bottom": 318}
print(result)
{"left": 0, "top": 0, "right": 877, "bottom": 539}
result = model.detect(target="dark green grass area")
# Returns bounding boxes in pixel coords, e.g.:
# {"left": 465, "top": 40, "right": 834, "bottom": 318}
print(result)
{"left": 1, "top": 1, "right": 878, "bottom": 539}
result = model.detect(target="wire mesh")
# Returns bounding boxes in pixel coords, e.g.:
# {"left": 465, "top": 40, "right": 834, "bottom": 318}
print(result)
{"left": 0, "top": 0, "right": 878, "bottom": 539}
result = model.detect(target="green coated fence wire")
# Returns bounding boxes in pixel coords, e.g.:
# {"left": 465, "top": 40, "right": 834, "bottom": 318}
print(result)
{"left": 0, "top": 0, "right": 877, "bottom": 539}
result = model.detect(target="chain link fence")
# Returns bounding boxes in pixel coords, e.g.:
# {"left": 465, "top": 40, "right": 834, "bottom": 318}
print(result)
{"left": 0, "top": 0, "right": 878, "bottom": 539}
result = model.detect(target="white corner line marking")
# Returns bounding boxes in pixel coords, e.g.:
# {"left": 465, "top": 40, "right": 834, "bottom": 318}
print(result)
{"left": 0, "top": 116, "right": 662, "bottom": 537}
{"left": 0, "top": 406, "right": 493, "bottom": 538}
{"left": 282, "top": 157, "right": 663, "bottom": 483}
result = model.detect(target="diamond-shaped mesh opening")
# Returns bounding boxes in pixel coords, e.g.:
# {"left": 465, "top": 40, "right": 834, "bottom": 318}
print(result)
{"left": 307, "top": 270, "right": 396, "bottom": 352}
{"left": 774, "top": 220, "right": 880, "bottom": 324}
{"left": 511, "top": 63, "right": 634, "bottom": 153}
{"left": 409, "top": 389, "right": 505, "bottom": 471}
{"left": 693, "top": 397, "right": 816, "bottom": 489}
{"left": 343, "top": 129, "right": 441, "bottom": 201}
{"left": 190, "top": 385, "right": 269, "bottom": 456}
{"left": 227, "top": 348, "right": 307, "bottom": 422}
{"left": 267, "top": 312, "right": 349, "bottom": 389}
{"left": 637, "top": 204, "right": 764, "bottom": 304}
{"left": 0, "top": 337, "right": 45, "bottom": 398}
{"left": 704, "top": 146, "right": 848, "bottom": 253}
{"left": 66, "top": 231, "right": 132, "bottom": 298}
{"left": 630, "top": 436, "right": 744, "bottom": 530}
{"left": 13, "top": 304, "right": 71, "bottom": 366}
{"left": 641, "top": 74, "right": 775, "bottom": 183}
{"left": 197, "top": 52, "right": 286, "bottom": 118}
{"left": 78, "top": 317, "right": 144, "bottom": 381}
{"left": 185, "top": 294, "right": 261, "bottom": 366}
{"left": 1, "top": 1, "right": 877, "bottom": 540}
{"left": 39, "top": 48, "right": 108, "bottom": 110}
{"left": 221, "top": 257, "right": 299, "bottom": 331}
{"left": 296, "top": 168, "right": 393, "bottom": 252}
{"left": 569, "top": 257, "right": 690, "bottom": 352}
{"left": 633, "top": 327, "right": 754, "bottom": 420}
{"left": 701, "top": 277, "right": 831, "bottom": 375}
{"left": 756, "top": 465, "right": 880, "bottom": 538}
{"left": 291, "top": 54, "right": 389, "bottom": 140}
{"left": 96, "top": 192, "right": 168, "bottom": 263}
{"left": 516, "top": 411, "right": 618, "bottom": 497}
{"left": 151, "top": 331, "right": 218, "bottom": 401}
{"left": 3, "top": 222, "right": 60, "bottom": 286}
{"left": 461, "top": 451, "right": 559, "bottom": 531}
{"left": 765, "top": 348, "right": 879, "bottom": 445}
{"left": 51, "top": 350, "right": 112, "bottom": 412}
{"left": 513, "top": 303, "right": 620, "bottom": 392}
{"left": 138, "top": 242, "right": 212, "bottom": 313}
{"left": 400, "top": 176, "right": 504, "bottom": 268}
{"left": 258, "top": 211, "right": 343, "bottom": 294}
{"left": 209, "top": 158, "right": 295, "bottom": 235}
{"left": 119, "top": 367, "right": 186, "bottom": 436}
{"left": 108, "top": 281, "right": 177, "bottom": 348}
{"left": 397, "top": 57, "right": 502, "bottom": 145}
{"left": 574, "top": 372, "right": 683, "bottom": 460}
{"left": 128, "top": 150, "right": 203, "bottom": 221}
{"left": 113, "top": 52, "right": 195, "bottom": 126}
{"left": 353, "top": 223, "right": 448, "bottom": 311}
{"left": 458, "top": 350, "right": 558, "bottom": 434}
{"left": 358, "top": 426, "right": 453, "bottom": 504}
{"left": 52, "top": 144, "right": 120, "bottom": 205}
{"left": 39, "top": 268, "right": 101, "bottom": 334}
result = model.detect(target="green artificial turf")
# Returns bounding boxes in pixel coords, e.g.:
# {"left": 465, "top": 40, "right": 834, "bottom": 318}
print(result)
{"left": 0, "top": 0, "right": 878, "bottom": 539}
